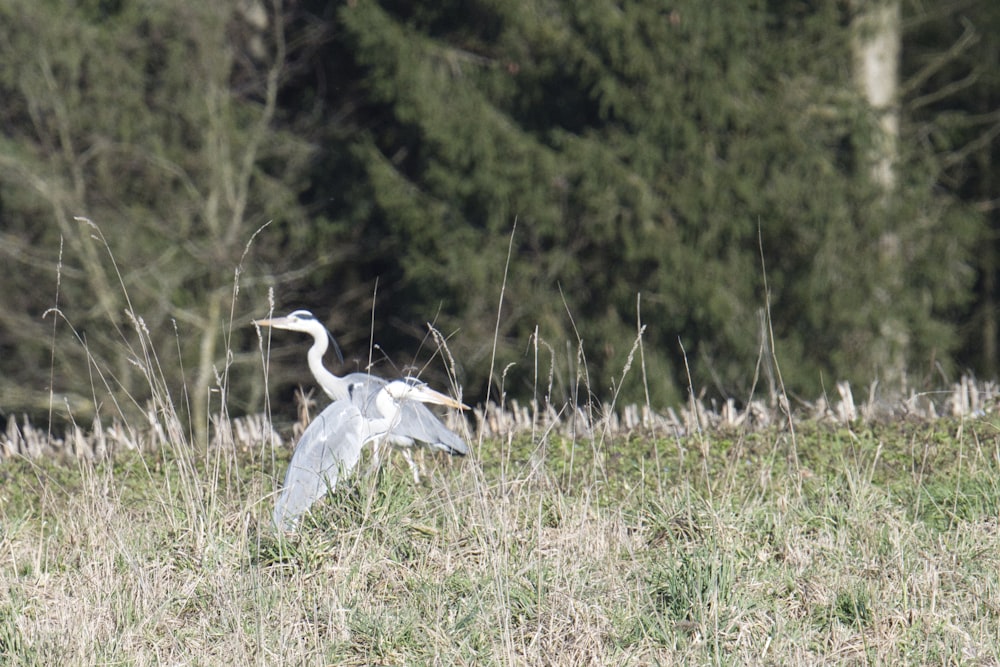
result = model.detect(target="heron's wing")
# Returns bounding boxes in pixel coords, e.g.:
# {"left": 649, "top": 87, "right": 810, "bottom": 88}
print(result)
{"left": 344, "top": 372, "right": 467, "bottom": 455}
{"left": 394, "top": 400, "right": 469, "bottom": 455}
{"left": 343, "top": 372, "right": 387, "bottom": 395}
{"left": 272, "top": 400, "right": 365, "bottom": 531}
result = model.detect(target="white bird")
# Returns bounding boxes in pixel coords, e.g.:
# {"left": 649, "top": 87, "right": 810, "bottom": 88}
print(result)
{"left": 254, "top": 309, "right": 469, "bottom": 479}
{"left": 272, "top": 378, "right": 469, "bottom": 530}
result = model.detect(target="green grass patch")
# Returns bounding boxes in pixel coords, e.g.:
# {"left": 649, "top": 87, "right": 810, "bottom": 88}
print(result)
{"left": 2, "top": 416, "right": 999, "bottom": 663}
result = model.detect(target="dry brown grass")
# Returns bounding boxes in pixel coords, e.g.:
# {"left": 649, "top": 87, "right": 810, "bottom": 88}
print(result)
{"left": 2, "top": 405, "right": 1000, "bottom": 664}
{"left": 3, "top": 222, "right": 998, "bottom": 664}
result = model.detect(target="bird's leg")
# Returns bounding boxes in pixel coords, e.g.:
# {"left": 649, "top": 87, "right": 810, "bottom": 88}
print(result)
{"left": 400, "top": 448, "right": 421, "bottom": 484}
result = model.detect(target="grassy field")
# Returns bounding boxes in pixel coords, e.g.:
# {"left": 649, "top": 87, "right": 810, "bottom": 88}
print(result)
{"left": 2, "top": 407, "right": 999, "bottom": 665}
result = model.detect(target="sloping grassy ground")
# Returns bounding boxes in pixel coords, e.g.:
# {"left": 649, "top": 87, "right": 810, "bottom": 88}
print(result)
{"left": 1, "top": 415, "right": 999, "bottom": 665}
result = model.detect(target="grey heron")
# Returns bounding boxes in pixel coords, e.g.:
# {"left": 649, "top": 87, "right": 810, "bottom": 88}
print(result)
{"left": 272, "top": 378, "right": 469, "bottom": 530}
{"left": 254, "top": 309, "right": 469, "bottom": 479}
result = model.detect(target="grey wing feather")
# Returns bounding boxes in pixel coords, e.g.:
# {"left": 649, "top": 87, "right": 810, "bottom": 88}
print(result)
{"left": 345, "top": 372, "right": 468, "bottom": 456}
{"left": 272, "top": 400, "right": 366, "bottom": 531}
{"left": 396, "top": 401, "right": 468, "bottom": 455}
{"left": 343, "top": 372, "right": 387, "bottom": 386}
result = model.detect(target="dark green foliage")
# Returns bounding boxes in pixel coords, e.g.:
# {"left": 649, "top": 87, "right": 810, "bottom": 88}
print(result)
{"left": 0, "top": 0, "right": 994, "bottom": 434}
{"left": 292, "top": 0, "right": 979, "bottom": 409}
{"left": 902, "top": 2, "right": 1000, "bottom": 378}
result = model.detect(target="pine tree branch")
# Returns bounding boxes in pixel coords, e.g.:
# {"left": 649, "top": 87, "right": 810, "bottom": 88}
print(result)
{"left": 899, "top": 17, "right": 978, "bottom": 99}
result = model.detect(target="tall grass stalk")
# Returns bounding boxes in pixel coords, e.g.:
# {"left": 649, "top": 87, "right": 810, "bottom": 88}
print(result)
{"left": 3, "top": 221, "right": 1000, "bottom": 664}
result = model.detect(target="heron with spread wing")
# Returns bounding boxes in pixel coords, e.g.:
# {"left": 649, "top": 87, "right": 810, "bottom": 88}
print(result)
{"left": 273, "top": 378, "right": 469, "bottom": 530}
{"left": 254, "top": 309, "right": 469, "bottom": 479}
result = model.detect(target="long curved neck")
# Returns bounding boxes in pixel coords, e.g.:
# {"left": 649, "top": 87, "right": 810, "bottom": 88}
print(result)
{"left": 305, "top": 330, "right": 348, "bottom": 400}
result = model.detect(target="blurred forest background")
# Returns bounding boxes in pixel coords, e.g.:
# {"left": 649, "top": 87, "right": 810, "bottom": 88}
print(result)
{"left": 0, "top": 0, "right": 997, "bottom": 437}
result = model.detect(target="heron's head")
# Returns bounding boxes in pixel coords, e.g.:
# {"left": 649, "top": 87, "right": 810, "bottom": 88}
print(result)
{"left": 385, "top": 378, "right": 469, "bottom": 410}
{"left": 253, "top": 309, "right": 344, "bottom": 363}
{"left": 253, "top": 309, "right": 319, "bottom": 333}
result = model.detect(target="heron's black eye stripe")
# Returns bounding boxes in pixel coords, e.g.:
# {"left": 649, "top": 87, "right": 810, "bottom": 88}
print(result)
{"left": 289, "top": 310, "right": 315, "bottom": 320}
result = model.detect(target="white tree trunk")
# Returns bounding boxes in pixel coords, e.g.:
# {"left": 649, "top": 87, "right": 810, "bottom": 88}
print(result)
{"left": 851, "top": 1, "right": 907, "bottom": 388}
{"left": 851, "top": 0, "right": 902, "bottom": 192}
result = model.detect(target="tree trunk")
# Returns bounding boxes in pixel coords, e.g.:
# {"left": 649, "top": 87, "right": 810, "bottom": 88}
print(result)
{"left": 851, "top": 0, "right": 907, "bottom": 386}
{"left": 851, "top": 0, "right": 902, "bottom": 192}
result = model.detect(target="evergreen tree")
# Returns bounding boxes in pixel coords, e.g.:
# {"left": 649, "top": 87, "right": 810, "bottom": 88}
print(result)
{"left": 0, "top": 0, "right": 985, "bottom": 432}
{"left": 903, "top": 1, "right": 1000, "bottom": 379}
{"left": 292, "top": 0, "right": 974, "bottom": 406}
